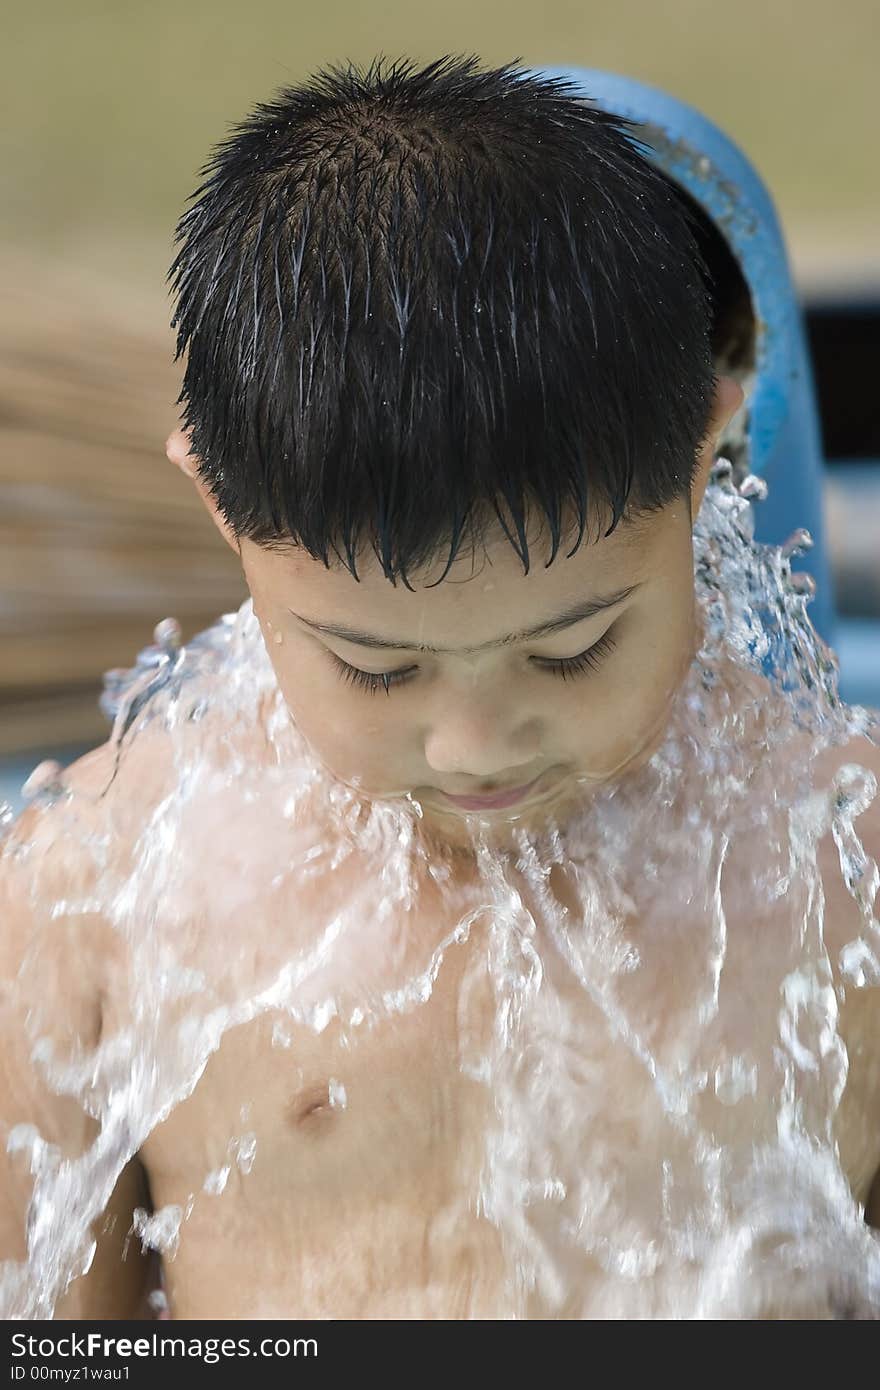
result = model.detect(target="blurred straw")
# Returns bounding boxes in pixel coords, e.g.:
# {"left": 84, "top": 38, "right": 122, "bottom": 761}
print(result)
{"left": 0, "top": 244, "right": 245, "bottom": 755}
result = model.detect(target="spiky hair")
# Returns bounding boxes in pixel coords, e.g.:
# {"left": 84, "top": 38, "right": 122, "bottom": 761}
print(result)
{"left": 167, "top": 53, "right": 716, "bottom": 586}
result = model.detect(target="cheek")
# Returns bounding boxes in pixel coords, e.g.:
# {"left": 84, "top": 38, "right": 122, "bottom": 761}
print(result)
{"left": 574, "top": 600, "right": 693, "bottom": 775}
{"left": 265, "top": 639, "right": 408, "bottom": 785}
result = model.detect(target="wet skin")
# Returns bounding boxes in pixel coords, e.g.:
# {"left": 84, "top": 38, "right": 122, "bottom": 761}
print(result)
{"left": 3, "top": 373, "right": 879, "bottom": 1318}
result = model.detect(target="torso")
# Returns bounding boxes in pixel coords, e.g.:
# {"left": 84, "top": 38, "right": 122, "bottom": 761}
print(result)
{"left": 115, "top": 733, "right": 880, "bottom": 1321}
{"left": 138, "top": 932, "right": 508, "bottom": 1319}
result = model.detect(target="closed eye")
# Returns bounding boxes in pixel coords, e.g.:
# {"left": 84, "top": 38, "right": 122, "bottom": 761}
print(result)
{"left": 327, "top": 631, "right": 618, "bottom": 696}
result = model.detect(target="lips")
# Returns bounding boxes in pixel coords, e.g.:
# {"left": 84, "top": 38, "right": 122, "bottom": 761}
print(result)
{"left": 439, "top": 772, "right": 545, "bottom": 811}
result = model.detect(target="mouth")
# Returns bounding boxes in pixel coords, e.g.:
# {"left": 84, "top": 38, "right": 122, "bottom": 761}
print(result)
{"left": 438, "top": 771, "right": 548, "bottom": 812}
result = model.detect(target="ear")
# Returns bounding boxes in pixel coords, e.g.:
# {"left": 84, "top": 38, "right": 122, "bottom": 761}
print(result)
{"left": 164, "top": 426, "right": 199, "bottom": 477}
{"left": 690, "top": 374, "right": 746, "bottom": 518}
{"left": 165, "top": 427, "right": 241, "bottom": 555}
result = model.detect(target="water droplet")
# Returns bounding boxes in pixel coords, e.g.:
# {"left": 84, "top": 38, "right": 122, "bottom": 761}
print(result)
{"left": 132, "top": 1204, "right": 185, "bottom": 1257}
{"left": 147, "top": 1288, "right": 169, "bottom": 1317}
{"left": 187, "top": 697, "right": 209, "bottom": 723}
{"left": 738, "top": 474, "right": 768, "bottom": 501}
{"left": 832, "top": 764, "right": 877, "bottom": 819}
{"left": 714, "top": 1056, "right": 758, "bottom": 1105}
{"left": 839, "top": 938, "right": 880, "bottom": 988}
{"left": 781, "top": 528, "right": 814, "bottom": 559}
{"left": 273, "top": 631, "right": 284, "bottom": 645}
{"left": 230, "top": 1132, "right": 257, "bottom": 1175}
{"left": 6, "top": 1124, "right": 61, "bottom": 1175}
{"left": 789, "top": 571, "right": 817, "bottom": 600}
{"left": 153, "top": 617, "right": 182, "bottom": 651}
{"left": 203, "top": 1165, "right": 231, "bottom": 1195}
{"left": 328, "top": 1077, "right": 347, "bottom": 1109}
{"left": 272, "top": 1018, "right": 293, "bottom": 1048}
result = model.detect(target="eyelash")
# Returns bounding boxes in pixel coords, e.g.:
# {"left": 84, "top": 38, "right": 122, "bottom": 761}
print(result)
{"left": 328, "top": 632, "right": 618, "bottom": 697}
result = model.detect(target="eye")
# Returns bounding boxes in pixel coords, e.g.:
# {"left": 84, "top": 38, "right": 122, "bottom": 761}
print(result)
{"left": 327, "top": 631, "right": 618, "bottom": 696}
{"left": 328, "top": 653, "right": 418, "bottom": 696}
{"left": 531, "top": 630, "right": 618, "bottom": 680}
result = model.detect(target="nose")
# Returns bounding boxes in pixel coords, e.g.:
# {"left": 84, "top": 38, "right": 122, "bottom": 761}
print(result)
{"left": 422, "top": 696, "right": 541, "bottom": 780}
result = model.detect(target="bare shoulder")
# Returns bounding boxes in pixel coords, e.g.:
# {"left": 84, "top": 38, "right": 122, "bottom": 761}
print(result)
{"left": 64, "top": 721, "right": 178, "bottom": 827}
{"left": 0, "top": 726, "right": 177, "bottom": 1014}
{"left": 1, "top": 743, "right": 115, "bottom": 1044}
{"left": 0, "top": 733, "right": 182, "bottom": 1313}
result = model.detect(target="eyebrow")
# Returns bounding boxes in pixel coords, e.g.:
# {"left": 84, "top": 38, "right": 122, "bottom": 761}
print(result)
{"left": 287, "top": 583, "right": 642, "bottom": 655}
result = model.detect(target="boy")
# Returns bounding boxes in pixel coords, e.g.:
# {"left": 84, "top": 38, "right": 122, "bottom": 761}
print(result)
{"left": 2, "top": 54, "right": 879, "bottom": 1320}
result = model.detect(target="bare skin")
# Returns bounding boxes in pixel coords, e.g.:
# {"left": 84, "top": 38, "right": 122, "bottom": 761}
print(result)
{"left": 20, "top": 719, "right": 880, "bottom": 1321}
{"left": 2, "top": 374, "right": 879, "bottom": 1318}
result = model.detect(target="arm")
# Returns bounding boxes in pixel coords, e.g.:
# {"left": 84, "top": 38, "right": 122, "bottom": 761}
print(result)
{"left": 1, "top": 801, "right": 155, "bottom": 1320}
{"left": 51, "top": 1156, "right": 156, "bottom": 1320}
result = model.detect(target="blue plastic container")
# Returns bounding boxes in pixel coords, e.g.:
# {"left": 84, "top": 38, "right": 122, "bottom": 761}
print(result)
{"left": 533, "top": 66, "right": 836, "bottom": 646}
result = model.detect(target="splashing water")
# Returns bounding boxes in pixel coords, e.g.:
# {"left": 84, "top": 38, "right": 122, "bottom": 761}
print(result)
{"left": 2, "top": 463, "right": 879, "bottom": 1320}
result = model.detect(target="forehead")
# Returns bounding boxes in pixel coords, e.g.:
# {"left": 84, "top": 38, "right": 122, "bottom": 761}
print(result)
{"left": 243, "top": 503, "right": 681, "bottom": 647}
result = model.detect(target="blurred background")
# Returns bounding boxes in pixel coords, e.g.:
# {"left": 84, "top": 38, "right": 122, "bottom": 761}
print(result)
{"left": 2, "top": 0, "right": 878, "bottom": 814}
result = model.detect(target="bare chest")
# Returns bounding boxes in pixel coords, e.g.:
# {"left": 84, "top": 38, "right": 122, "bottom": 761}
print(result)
{"left": 134, "top": 843, "right": 880, "bottom": 1319}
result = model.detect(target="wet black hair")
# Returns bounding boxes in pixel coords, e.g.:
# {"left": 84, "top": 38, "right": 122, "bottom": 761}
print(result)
{"left": 167, "top": 53, "right": 717, "bottom": 588}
